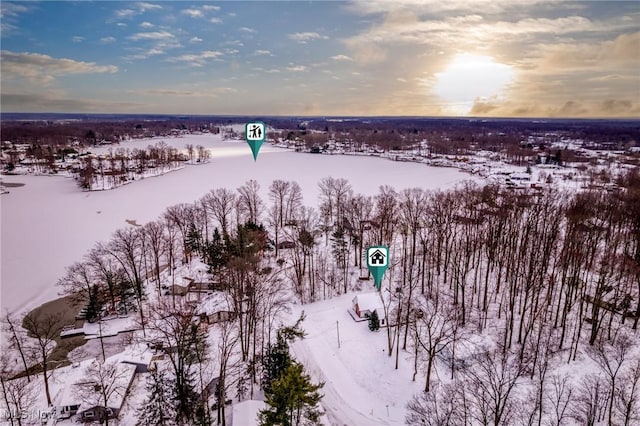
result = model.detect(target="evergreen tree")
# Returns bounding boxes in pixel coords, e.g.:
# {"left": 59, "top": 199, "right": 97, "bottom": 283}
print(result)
{"left": 204, "top": 228, "right": 227, "bottom": 274}
{"left": 136, "top": 368, "right": 177, "bottom": 426}
{"left": 262, "top": 334, "right": 292, "bottom": 395}
{"left": 259, "top": 362, "right": 324, "bottom": 426}
{"left": 262, "top": 314, "right": 306, "bottom": 394}
{"left": 330, "top": 227, "right": 348, "bottom": 270}
{"left": 368, "top": 310, "right": 380, "bottom": 331}
{"left": 185, "top": 222, "right": 202, "bottom": 253}
{"left": 85, "top": 284, "right": 104, "bottom": 322}
{"left": 555, "top": 149, "right": 563, "bottom": 166}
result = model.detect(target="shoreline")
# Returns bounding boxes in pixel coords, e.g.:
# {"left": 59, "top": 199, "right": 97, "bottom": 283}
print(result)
{"left": 14, "top": 294, "right": 88, "bottom": 376}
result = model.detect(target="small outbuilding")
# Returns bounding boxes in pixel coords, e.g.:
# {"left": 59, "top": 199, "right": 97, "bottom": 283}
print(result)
{"left": 351, "top": 293, "right": 386, "bottom": 326}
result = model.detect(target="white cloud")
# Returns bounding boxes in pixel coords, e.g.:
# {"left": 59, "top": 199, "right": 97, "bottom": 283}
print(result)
{"left": 239, "top": 27, "right": 256, "bottom": 34}
{"left": 210, "top": 17, "right": 223, "bottom": 24}
{"left": 182, "top": 9, "right": 203, "bottom": 18}
{"left": 0, "top": 3, "right": 29, "bottom": 18}
{"left": 115, "top": 9, "right": 136, "bottom": 19}
{"left": 222, "top": 40, "right": 243, "bottom": 47}
{"left": 123, "top": 47, "right": 165, "bottom": 61}
{"left": 331, "top": 54, "right": 352, "bottom": 61}
{"left": 288, "top": 32, "right": 328, "bottom": 43}
{"left": 129, "top": 31, "right": 175, "bottom": 41}
{"left": 140, "top": 21, "right": 154, "bottom": 28}
{"left": 1, "top": 50, "right": 118, "bottom": 84}
{"left": 72, "top": 36, "right": 84, "bottom": 43}
{"left": 168, "top": 50, "right": 223, "bottom": 67}
{"left": 286, "top": 65, "right": 307, "bottom": 72}
{"left": 115, "top": 3, "right": 161, "bottom": 21}
{"left": 202, "top": 5, "right": 221, "bottom": 11}
{"left": 190, "top": 37, "right": 203, "bottom": 43}
{"left": 254, "top": 49, "right": 273, "bottom": 56}
{"left": 136, "top": 2, "right": 162, "bottom": 12}
{"left": 100, "top": 36, "right": 116, "bottom": 44}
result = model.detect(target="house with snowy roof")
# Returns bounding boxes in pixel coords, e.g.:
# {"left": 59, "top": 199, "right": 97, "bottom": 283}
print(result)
{"left": 50, "top": 354, "right": 138, "bottom": 422}
{"left": 350, "top": 292, "right": 386, "bottom": 326}
{"left": 197, "top": 291, "right": 236, "bottom": 325}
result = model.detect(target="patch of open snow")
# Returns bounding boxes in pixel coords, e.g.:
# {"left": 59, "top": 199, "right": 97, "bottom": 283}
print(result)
{"left": 289, "top": 293, "right": 422, "bottom": 426}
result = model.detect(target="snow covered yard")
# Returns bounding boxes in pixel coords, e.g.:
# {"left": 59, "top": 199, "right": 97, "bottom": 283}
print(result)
{"left": 289, "top": 293, "right": 423, "bottom": 426}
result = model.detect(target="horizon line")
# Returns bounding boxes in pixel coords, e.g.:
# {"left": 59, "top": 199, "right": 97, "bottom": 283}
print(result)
{"left": 2, "top": 112, "right": 639, "bottom": 122}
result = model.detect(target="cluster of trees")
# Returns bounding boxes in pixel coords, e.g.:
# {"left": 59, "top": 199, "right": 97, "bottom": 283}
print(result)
{"left": 76, "top": 142, "right": 209, "bottom": 190}
{"left": 372, "top": 171, "right": 639, "bottom": 425}
{"left": 0, "top": 117, "right": 220, "bottom": 147}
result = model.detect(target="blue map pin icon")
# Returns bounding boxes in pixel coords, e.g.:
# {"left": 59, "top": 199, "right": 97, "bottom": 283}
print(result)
{"left": 367, "top": 246, "right": 389, "bottom": 291}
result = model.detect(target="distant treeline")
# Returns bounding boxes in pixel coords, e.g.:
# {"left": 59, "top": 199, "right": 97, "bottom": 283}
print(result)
{"left": 0, "top": 118, "right": 220, "bottom": 146}
{"left": 1, "top": 115, "right": 637, "bottom": 150}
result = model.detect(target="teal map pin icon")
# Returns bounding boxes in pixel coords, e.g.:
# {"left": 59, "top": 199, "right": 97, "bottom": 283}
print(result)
{"left": 245, "top": 122, "right": 266, "bottom": 161}
{"left": 367, "top": 246, "right": 389, "bottom": 291}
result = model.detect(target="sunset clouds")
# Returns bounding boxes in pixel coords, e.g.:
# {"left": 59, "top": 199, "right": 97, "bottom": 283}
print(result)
{"left": 1, "top": 1, "right": 638, "bottom": 117}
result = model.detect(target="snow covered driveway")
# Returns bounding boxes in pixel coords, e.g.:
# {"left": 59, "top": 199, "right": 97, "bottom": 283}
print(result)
{"left": 290, "top": 295, "right": 422, "bottom": 426}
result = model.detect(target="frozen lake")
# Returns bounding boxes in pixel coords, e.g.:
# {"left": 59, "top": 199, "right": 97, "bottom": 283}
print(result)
{"left": 1, "top": 134, "right": 473, "bottom": 314}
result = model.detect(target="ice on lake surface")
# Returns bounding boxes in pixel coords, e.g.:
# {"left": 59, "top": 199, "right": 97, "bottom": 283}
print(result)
{"left": 1, "top": 134, "right": 473, "bottom": 314}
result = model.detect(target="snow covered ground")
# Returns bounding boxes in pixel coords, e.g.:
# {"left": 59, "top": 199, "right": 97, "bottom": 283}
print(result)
{"left": 289, "top": 294, "right": 423, "bottom": 426}
{"left": 1, "top": 133, "right": 472, "bottom": 315}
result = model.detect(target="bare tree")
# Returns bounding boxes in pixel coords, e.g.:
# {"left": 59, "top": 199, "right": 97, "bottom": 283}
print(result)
{"left": 2, "top": 313, "right": 30, "bottom": 381}
{"left": 545, "top": 374, "right": 574, "bottom": 426}
{"left": 57, "top": 261, "right": 102, "bottom": 321}
{"left": 587, "top": 332, "right": 633, "bottom": 426}
{"left": 213, "top": 320, "right": 240, "bottom": 426}
{"left": 406, "top": 382, "right": 469, "bottom": 426}
{"left": 21, "top": 311, "right": 65, "bottom": 406}
{"left": 237, "top": 180, "right": 263, "bottom": 224}
{"left": 412, "top": 300, "right": 458, "bottom": 392}
{"left": 0, "top": 375, "right": 36, "bottom": 426}
{"left": 571, "top": 374, "right": 608, "bottom": 426}
{"left": 143, "top": 220, "right": 166, "bottom": 295}
{"left": 74, "top": 360, "right": 132, "bottom": 426}
{"left": 144, "top": 300, "right": 207, "bottom": 423}
{"left": 615, "top": 359, "right": 640, "bottom": 426}
{"left": 107, "top": 227, "right": 147, "bottom": 334}
{"left": 1, "top": 351, "right": 36, "bottom": 426}
{"left": 205, "top": 188, "right": 237, "bottom": 236}
{"left": 463, "top": 348, "right": 525, "bottom": 426}
{"left": 87, "top": 245, "right": 120, "bottom": 312}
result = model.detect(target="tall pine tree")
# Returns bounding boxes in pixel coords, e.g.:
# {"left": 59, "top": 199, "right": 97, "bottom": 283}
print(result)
{"left": 136, "top": 368, "right": 177, "bottom": 426}
{"left": 259, "top": 362, "right": 324, "bottom": 426}
{"left": 262, "top": 314, "right": 306, "bottom": 394}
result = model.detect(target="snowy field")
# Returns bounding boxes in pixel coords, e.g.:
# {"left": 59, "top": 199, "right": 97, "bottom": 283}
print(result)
{"left": 1, "top": 133, "right": 473, "bottom": 315}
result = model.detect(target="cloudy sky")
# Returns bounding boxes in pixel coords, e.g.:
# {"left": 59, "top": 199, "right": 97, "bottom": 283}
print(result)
{"left": 1, "top": 1, "right": 638, "bottom": 117}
